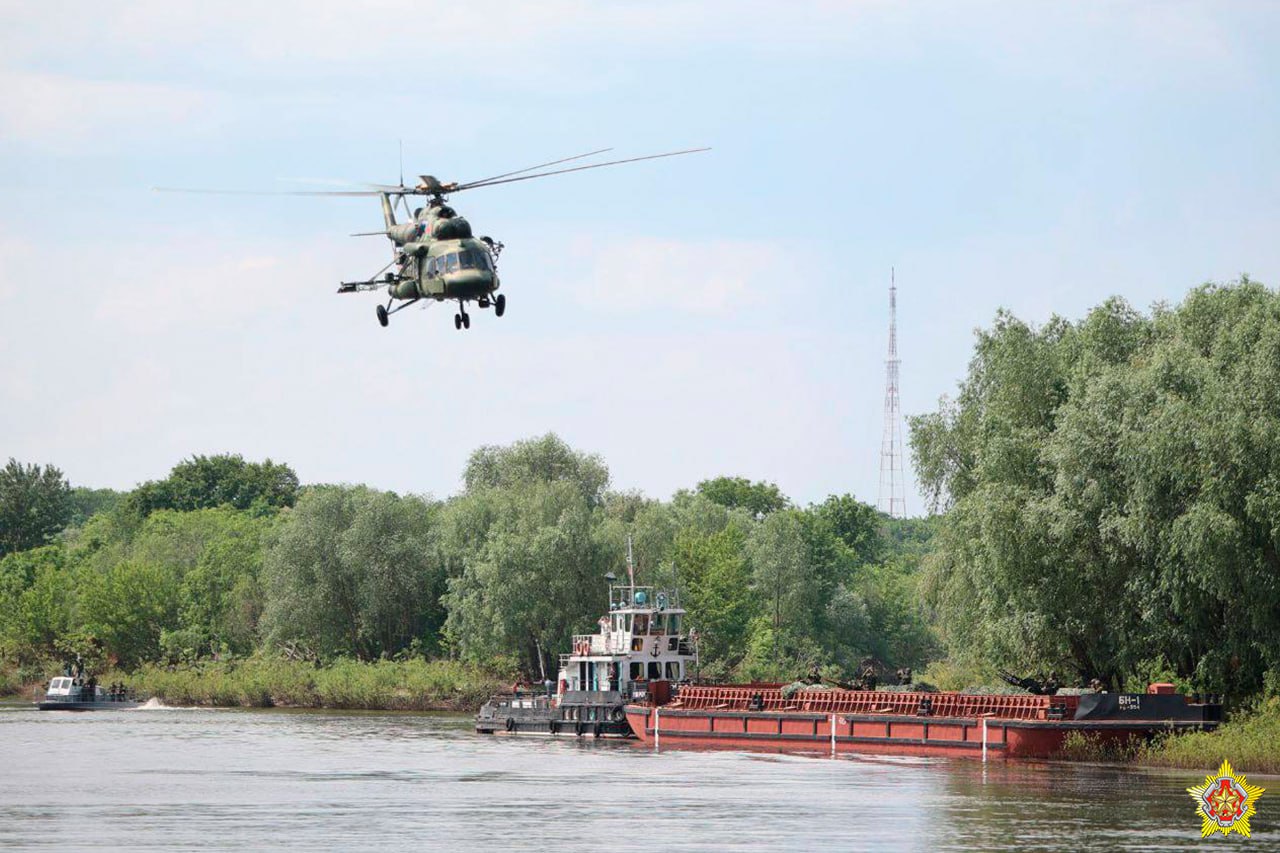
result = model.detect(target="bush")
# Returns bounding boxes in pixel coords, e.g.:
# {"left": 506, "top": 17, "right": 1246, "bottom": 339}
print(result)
{"left": 125, "top": 657, "right": 504, "bottom": 710}
{"left": 1137, "top": 699, "right": 1280, "bottom": 775}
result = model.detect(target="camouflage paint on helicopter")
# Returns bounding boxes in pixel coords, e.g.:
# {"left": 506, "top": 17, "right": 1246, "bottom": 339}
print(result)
{"left": 354, "top": 192, "right": 506, "bottom": 330}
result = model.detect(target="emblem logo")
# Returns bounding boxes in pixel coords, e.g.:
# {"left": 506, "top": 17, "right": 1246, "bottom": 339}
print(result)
{"left": 1187, "top": 759, "right": 1265, "bottom": 838}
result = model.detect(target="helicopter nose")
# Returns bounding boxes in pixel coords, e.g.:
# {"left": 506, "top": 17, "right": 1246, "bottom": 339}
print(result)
{"left": 446, "top": 269, "right": 494, "bottom": 297}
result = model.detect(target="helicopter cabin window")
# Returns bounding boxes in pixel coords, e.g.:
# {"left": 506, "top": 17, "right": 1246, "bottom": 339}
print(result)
{"left": 426, "top": 258, "right": 437, "bottom": 277}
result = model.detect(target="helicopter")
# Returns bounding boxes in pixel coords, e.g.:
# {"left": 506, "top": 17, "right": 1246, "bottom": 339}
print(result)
{"left": 158, "top": 147, "right": 708, "bottom": 330}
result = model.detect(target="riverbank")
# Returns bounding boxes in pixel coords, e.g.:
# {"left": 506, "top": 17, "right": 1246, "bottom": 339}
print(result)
{"left": 1139, "top": 699, "right": 1280, "bottom": 774}
{"left": 119, "top": 658, "right": 506, "bottom": 711}
{"left": 1059, "top": 699, "right": 1280, "bottom": 774}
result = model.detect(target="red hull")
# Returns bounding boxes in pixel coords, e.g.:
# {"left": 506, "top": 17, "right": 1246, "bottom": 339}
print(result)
{"left": 624, "top": 685, "right": 1216, "bottom": 760}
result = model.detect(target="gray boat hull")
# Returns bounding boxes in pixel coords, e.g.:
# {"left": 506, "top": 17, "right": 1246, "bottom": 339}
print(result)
{"left": 37, "top": 699, "right": 142, "bottom": 711}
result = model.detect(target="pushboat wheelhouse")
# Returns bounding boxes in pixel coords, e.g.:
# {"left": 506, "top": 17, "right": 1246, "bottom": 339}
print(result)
{"left": 475, "top": 575, "right": 697, "bottom": 737}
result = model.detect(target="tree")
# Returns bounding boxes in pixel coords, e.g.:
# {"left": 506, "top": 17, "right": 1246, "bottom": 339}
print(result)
{"left": 0, "top": 459, "right": 72, "bottom": 557}
{"left": 673, "top": 524, "right": 754, "bottom": 674}
{"left": 0, "top": 546, "right": 73, "bottom": 665}
{"left": 464, "top": 434, "right": 609, "bottom": 506}
{"left": 442, "top": 480, "right": 611, "bottom": 677}
{"left": 68, "top": 487, "right": 123, "bottom": 526}
{"left": 124, "top": 454, "right": 299, "bottom": 520}
{"left": 262, "top": 486, "right": 442, "bottom": 660}
{"left": 79, "top": 559, "right": 182, "bottom": 668}
{"left": 697, "top": 476, "right": 789, "bottom": 518}
{"left": 812, "top": 494, "right": 883, "bottom": 565}
{"left": 912, "top": 282, "right": 1280, "bottom": 694}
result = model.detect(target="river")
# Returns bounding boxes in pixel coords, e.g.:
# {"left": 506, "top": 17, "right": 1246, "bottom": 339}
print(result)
{"left": 1, "top": 703, "right": 1273, "bottom": 851}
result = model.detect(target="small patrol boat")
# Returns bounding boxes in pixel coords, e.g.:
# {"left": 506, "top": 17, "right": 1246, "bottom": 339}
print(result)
{"left": 37, "top": 676, "right": 143, "bottom": 711}
{"left": 476, "top": 546, "right": 698, "bottom": 738}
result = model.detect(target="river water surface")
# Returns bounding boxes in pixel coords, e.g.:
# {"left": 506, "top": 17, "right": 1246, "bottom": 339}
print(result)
{"left": 1, "top": 703, "right": 1274, "bottom": 851}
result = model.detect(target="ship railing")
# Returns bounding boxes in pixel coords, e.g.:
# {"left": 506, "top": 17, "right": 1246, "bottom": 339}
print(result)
{"left": 670, "top": 685, "right": 1080, "bottom": 720}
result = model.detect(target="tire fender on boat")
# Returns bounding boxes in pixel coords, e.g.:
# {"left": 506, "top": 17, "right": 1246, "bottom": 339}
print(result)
{"left": 505, "top": 717, "right": 516, "bottom": 733}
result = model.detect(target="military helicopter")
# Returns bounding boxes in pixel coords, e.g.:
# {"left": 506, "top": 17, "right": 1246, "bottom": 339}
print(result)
{"left": 158, "top": 147, "right": 708, "bottom": 330}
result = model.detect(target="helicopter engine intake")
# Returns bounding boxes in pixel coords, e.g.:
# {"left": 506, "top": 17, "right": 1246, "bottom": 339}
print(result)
{"left": 386, "top": 223, "right": 425, "bottom": 244}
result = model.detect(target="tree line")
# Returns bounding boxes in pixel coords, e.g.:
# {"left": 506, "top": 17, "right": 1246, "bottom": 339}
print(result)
{"left": 0, "top": 442, "right": 934, "bottom": 681}
{"left": 8, "top": 278, "right": 1275, "bottom": 700}
{"left": 912, "top": 278, "right": 1280, "bottom": 696}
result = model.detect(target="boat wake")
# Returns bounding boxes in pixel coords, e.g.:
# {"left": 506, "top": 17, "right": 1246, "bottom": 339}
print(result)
{"left": 135, "top": 698, "right": 194, "bottom": 711}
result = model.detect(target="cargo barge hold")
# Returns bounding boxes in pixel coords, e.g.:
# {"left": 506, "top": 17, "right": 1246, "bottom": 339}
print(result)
{"left": 624, "top": 684, "right": 1221, "bottom": 759}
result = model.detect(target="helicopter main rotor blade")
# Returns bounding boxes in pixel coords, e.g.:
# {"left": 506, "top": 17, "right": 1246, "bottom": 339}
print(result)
{"left": 153, "top": 187, "right": 387, "bottom": 197}
{"left": 460, "top": 148, "right": 614, "bottom": 188}
{"left": 452, "top": 147, "right": 710, "bottom": 192}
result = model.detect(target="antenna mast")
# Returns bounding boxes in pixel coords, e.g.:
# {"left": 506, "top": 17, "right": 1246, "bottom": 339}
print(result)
{"left": 626, "top": 535, "right": 636, "bottom": 596}
{"left": 878, "top": 268, "right": 907, "bottom": 519}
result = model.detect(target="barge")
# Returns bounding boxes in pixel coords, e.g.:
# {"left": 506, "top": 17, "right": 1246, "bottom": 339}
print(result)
{"left": 625, "top": 682, "right": 1221, "bottom": 759}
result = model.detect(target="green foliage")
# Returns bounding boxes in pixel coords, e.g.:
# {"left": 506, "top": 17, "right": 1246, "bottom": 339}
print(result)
{"left": 442, "top": 480, "right": 612, "bottom": 677}
{"left": 697, "top": 476, "right": 789, "bottom": 518}
{"left": 0, "top": 459, "right": 72, "bottom": 557}
{"left": 464, "top": 433, "right": 609, "bottom": 506}
{"left": 674, "top": 523, "right": 753, "bottom": 670}
{"left": 0, "top": 434, "right": 940, "bottom": 693}
{"left": 68, "top": 487, "right": 123, "bottom": 526}
{"left": 0, "top": 546, "right": 73, "bottom": 665}
{"left": 79, "top": 560, "right": 182, "bottom": 668}
{"left": 811, "top": 494, "right": 883, "bottom": 564}
{"left": 262, "top": 486, "right": 444, "bottom": 661}
{"left": 123, "top": 454, "right": 298, "bottom": 520}
{"left": 126, "top": 657, "right": 503, "bottom": 710}
{"left": 912, "top": 280, "right": 1280, "bottom": 694}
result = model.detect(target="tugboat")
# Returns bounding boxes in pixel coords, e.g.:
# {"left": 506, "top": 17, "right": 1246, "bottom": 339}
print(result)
{"left": 476, "top": 545, "right": 697, "bottom": 738}
{"left": 37, "top": 675, "right": 143, "bottom": 711}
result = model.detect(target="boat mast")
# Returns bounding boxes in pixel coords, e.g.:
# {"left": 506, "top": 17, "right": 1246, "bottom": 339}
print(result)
{"left": 626, "top": 534, "right": 636, "bottom": 600}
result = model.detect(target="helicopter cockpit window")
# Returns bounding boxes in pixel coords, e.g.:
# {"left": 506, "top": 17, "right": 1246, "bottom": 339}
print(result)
{"left": 426, "top": 258, "right": 437, "bottom": 277}
{"left": 445, "top": 254, "right": 459, "bottom": 273}
{"left": 459, "top": 250, "right": 477, "bottom": 269}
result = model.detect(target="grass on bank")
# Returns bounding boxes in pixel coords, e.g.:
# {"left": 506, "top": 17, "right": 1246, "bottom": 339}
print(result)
{"left": 120, "top": 657, "right": 506, "bottom": 711}
{"left": 1058, "top": 698, "right": 1280, "bottom": 775}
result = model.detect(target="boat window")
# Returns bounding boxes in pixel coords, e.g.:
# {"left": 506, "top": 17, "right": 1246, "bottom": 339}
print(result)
{"left": 632, "top": 614, "right": 649, "bottom": 634}
{"left": 624, "top": 614, "right": 633, "bottom": 632}
{"left": 666, "top": 662, "right": 680, "bottom": 680}
{"left": 630, "top": 662, "right": 644, "bottom": 681}
{"left": 648, "top": 662, "right": 661, "bottom": 680}
{"left": 650, "top": 613, "right": 665, "bottom": 635}
{"left": 668, "top": 615, "right": 681, "bottom": 634}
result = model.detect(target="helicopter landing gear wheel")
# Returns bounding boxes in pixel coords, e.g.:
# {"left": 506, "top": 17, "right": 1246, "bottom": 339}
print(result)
{"left": 494, "top": 294, "right": 506, "bottom": 317}
{"left": 454, "top": 313, "right": 462, "bottom": 330}
{"left": 376, "top": 305, "right": 389, "bottom": 328}
{"left": 462, "top": 311, "right": 471, "bottom": 329}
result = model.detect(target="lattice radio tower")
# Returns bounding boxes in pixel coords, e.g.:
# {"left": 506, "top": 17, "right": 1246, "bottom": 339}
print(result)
{"left": 878, "top": 269, "right": 907, "bottom": 518}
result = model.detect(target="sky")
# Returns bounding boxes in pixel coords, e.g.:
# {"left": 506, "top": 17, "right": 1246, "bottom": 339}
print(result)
{"left": 2, "top": 1, "right": 1279, "bottom": 513}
